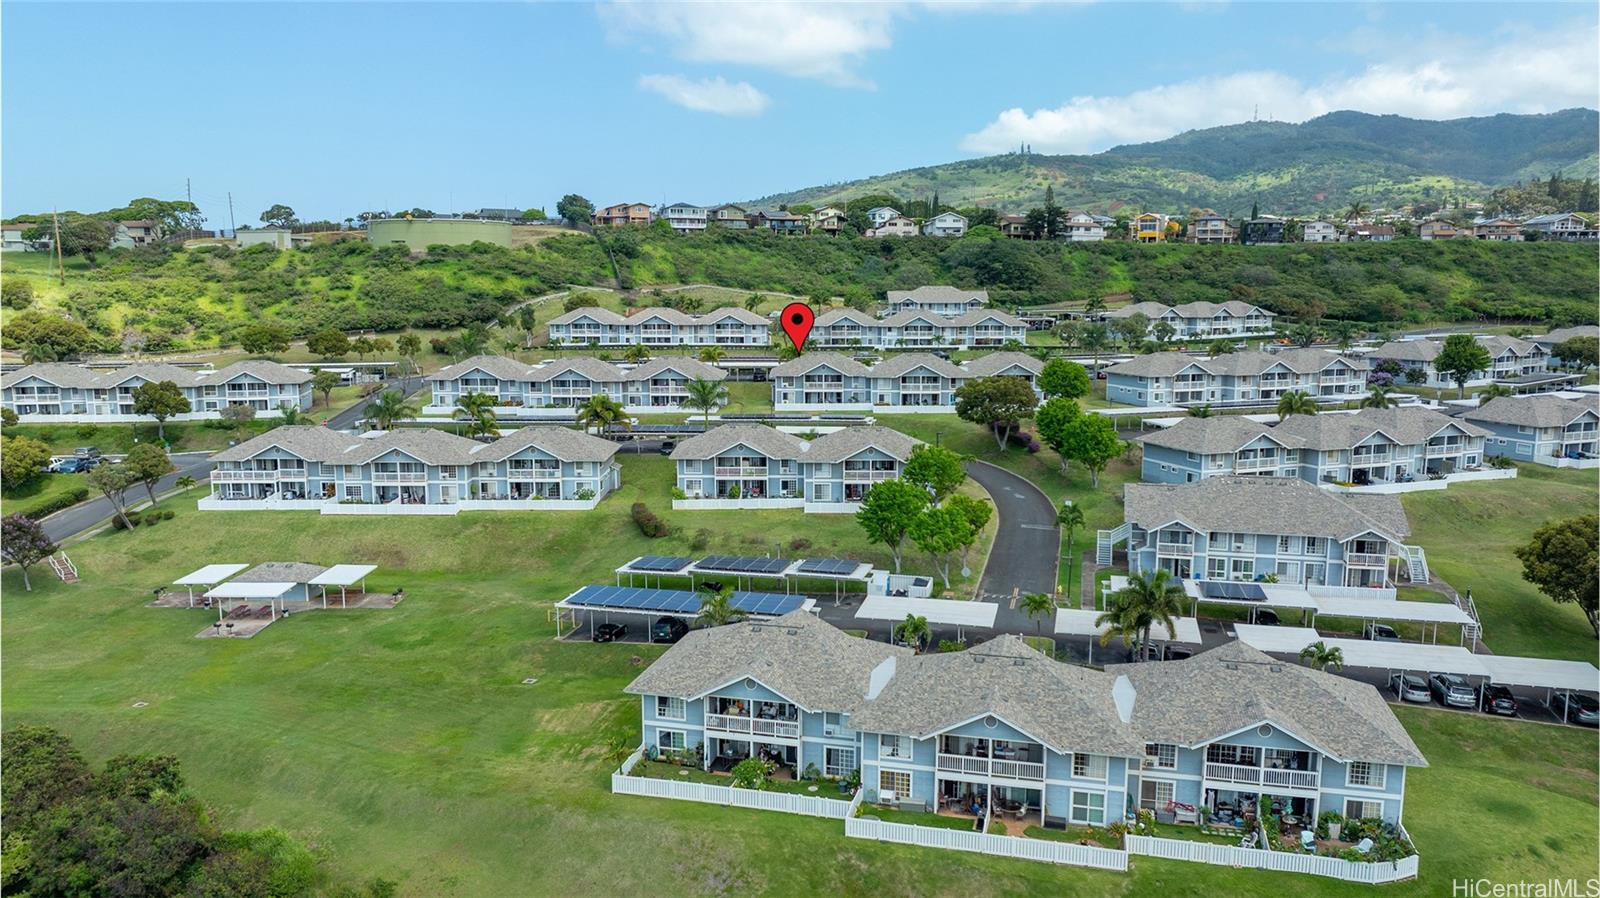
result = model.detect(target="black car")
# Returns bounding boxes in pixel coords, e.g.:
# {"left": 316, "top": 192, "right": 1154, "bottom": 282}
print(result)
{"left": 1253, "top": 609, "right": 1280, "bottom": 626}
{"left": 651, "top": 616, "right": 689, "bottom": 644}
{"left": 658, "top": 440, "right": 676, "bottom": 456}
{"left": 592, "top": 622, "right": 628, "bottom": 643}
{"left": 1482, "top": 684, "right": 1518, "bottom": 717}
{"left": 698, "top": 580, "right": 724, "bottom": 594}
{"left": 1551, "top": 692, "right": 1599, "bottom": 726}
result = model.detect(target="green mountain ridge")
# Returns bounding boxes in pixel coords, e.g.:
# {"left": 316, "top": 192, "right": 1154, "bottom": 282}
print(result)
{"left": 750, "top": 109, "right": 1600, "bottom": 216}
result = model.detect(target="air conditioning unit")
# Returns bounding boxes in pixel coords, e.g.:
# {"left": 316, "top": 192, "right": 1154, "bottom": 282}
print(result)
{"left": 880, "top": 790, "right": 897, "bottom": 803}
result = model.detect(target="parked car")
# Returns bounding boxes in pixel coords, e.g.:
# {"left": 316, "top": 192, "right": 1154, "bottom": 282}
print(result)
{"left": 591, "top": 622, "right": 628, "bottom": 643}
{"left": 1390, "top": 673, "right": 1430, "bottom": 703}
{"left": 1429, "top": 673, "right": 1477, "bottom": 708}
{"left": 651, "top": 616, "right": 688, "bottom": 644}
{"left": 1481, "top": 684, "right": 1518, "bottom": 717}
{"left": 73, "top": 446, "right": 103, "bottom": 461}
{"left": 52, "top": 458, "right": 89, "bottom": 474}
{"left": 1162, "top": 646, "right": 1193, "bottom": 661}
{"left": 698, "top": 580, "right": 724, "bottom": 593}
{"left": 658, "top": 440, "right": 676, "bottom": 456}
{"left": 1362, "top": 623, "right": 1401, "bottom": 642}
{"left": 1551, "top": 691, "right": 1599, "bottom": 726}
{"left": 1252, "top": 609, "right": 1280, "bottom": 626}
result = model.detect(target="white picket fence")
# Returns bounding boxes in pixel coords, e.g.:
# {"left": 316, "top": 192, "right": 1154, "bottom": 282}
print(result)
{"left": 1125, "top": 834, "right": 1418, "bottom": 883}
{"left": 844, "top": 814, "right": 1128, "bottom": 871}
{"left": 610, "top": 748, "right": 851, "bottom": 820}
{"left": 671, "top": 498, "right": 805, "bottom": 511}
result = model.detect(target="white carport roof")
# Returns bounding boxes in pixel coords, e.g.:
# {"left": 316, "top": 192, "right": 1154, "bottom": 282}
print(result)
{"left": 308, "top": 564, "right": 377, "bottom": 587}
{"left": 1313, "top": 595, "right": 1476, "bottom": 626}
{"left": 1477, "top": 656, "right": 1600, "bottom": 693}
{"left": 206, "top": 581, "right": 298, "bottom": 600}
{"left": 1054, "top": 608, "right": 1202, "bottom": 643}
{"left": 174, "top": 563, "right": 249, "bottom": 585}
{"left": 856, "top": 596, "right": 997, "bottom": 629}
{"left": 1176, "top": 579, "right": 1320, "bottom": 610}
{"left": 1232, "top": 625, "right": 1492, "bottom": 677}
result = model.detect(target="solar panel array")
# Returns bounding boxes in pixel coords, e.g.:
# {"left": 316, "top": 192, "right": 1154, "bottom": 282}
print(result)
{"left": 563, "top": 584, "right": 804, "bottom": 617}
{"left": 695, "top": 555, "right": 791, "bottom": 575}
{"left": 629, "top": 555, "right": 694, "bottom": 572}
{"left": 1200, "top": 581, "right": 1267, "bottom": 602}
{"left": 795, "top": 558, "right": 864, "bottom": 576}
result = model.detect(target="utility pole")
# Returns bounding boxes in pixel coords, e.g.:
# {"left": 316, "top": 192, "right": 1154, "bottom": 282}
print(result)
{"left": 52, "top": 208, "right": 65, "bottom": 285}
{"left": 227, "top": 192, "right": 237, "bottom": 236}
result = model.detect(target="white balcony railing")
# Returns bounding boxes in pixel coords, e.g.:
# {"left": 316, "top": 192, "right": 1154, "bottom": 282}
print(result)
{"left": 937, "top": 753, "right": 991, "bottom": 775}
{"left": 843, "top": 469, "right": 898, "bottom": 483}
{"left": 1156, "top": 542, "right": 1194, "bottom": 557}
{"left": 705, "top": 714, "right": 799, "bottom": 740}
{"left": 371, "top": 471, "right": 428, "bottom": 484}
{"left": 991, "top": 758, "right": 1046, "bottom": 780}
{"left": 1262, "top": 767, "right": 1320, "bottom": 790}
{"left": 1204, "top": 762, "right": 1262, "bottom": 785}
{"left": 714, "top": 466, "right": 770, "bottom": 478}
{"left": 212, "top": 469, "right": 307, "bottom": 482}
{"left": 935, "top": 753, "right": 1044, "bottom": 780}
{"left": 1346, "top": 552, "right": 1388, "bottom": 568}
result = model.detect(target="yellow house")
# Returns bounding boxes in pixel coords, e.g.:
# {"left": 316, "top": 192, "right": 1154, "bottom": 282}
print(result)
{"left": 1132, "top": 212, "right": 1169, "bottom": 243}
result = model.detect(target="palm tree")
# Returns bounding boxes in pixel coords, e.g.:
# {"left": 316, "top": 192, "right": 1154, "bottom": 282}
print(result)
{"left": 366, "top": 389, "right": 419, "bottom": 430}
{"left": 575, "top": 394, "right": 625, "bottom": 436}
{"left": 697, "top": 586, "right": 744, "bottom": 627}
{"left": 893, "top": 614, "right": 931, "bottom": 653}
{"left": 1329, "top": 321, "right": 1361, "bottom": 352}
{"left": 682, "top": 377, "right": 728, "bottom": 430}
{"left": 1020, "top": 592, "right": 1057, "bottom": 636}
{"left": 1207, "top": 339, "right": 1235, "bottom": 357}
{"left": 743, "top": 293, "right": 763, "bottom": 312}
{"left": 1343, "top": 201, "right": 1369, "bottom": 222}
{"left": 774, "top": 342, "right": 800, "bottom": 361}
{"left": 1057, "top": 504, "right": 1085, "bottom": 599}
{"left": 1286, "top": 323, "right": 1321, "bottom": 348}
{"left": 277, "top": 402, "right": 303, "bottom": 425}
{"left": 1275, "top": 390, "right": 1318, "bottom": 422}
{"left": 21, "top": 343, "right": 58, "bottom": 364}
{"left": 454, "top": 323, "right": 490, "bottom": 359}
{"left": 622, "top": 344, "right": 651, "bottom": 364}
{"left": 1298, "top": 640, "right": 1345, "bottom": 671}
{"left": 1479, "top": 384, "right": 1514, "bottom": 402}
{"left": 1360, "top": 385, "right": 1399, "bottom": 409}
{"left": 1095, "top": 568, "right": 1186, "bottom": 661}
{"left": 1187, "top": 404, "right": 1214, "bottom": 418}
{"left": 697, "top": 345, "right": 725, "bottom": 364}
{"left": 1079, "top": 324, "right": 1112, "bottom": 374}
{"left": 455, "top": 392, "right": 500, "bottom": 438}
{"left": 175, "top": 475, "right": 197, "bottom": 491}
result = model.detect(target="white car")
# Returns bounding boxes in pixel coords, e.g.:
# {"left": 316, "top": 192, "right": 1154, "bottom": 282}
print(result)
{"left": 1390, "top": 673, "right": 1430, "bottom": 703}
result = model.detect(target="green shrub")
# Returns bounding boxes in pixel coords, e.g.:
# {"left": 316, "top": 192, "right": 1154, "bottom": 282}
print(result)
{"left": 630, "top": 502, "right": 668, "bottom": 538}
{"left": 20, "top": 486, "right": 91, "bottom": 520}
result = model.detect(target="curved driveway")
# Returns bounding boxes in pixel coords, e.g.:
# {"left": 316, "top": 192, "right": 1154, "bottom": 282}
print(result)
{"left": 964, "top": 460, "right": 1060, "bottom": 627}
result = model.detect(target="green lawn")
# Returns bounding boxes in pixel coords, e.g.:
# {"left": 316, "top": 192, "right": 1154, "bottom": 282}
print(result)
{"left": 1024, "top": 825, "right": 1123, "bottom": 848}
{"left": 0, "top": 472, "right": 89, "bottom": 518}
{"left": 862, "top": 807, "right": 979, "bottom": 832}
{"left": 1402, "top": 464, "right": 1599, "bottom": 660}
{"left": 2, "top": 416, "right": 1595, "bottom": 897}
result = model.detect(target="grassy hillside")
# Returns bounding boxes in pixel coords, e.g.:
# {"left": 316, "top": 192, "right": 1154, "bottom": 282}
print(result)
{"left": 3, "top": 229, "right": 1595, "bottom": 354}
{"left": 751, "top": 109, "right": 1600, "bottom": 215}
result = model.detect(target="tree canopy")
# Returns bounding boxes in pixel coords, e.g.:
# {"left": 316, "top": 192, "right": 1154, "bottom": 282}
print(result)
{"left": 954, "top": 376, "right": 1038, "bottom": 450}
{"left": 1515, "top": 514, "right": 1598, "bottom": 637}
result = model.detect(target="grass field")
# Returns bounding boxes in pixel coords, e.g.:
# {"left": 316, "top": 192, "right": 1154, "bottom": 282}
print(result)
{"left": 1402, "top": 464, "right": 1599, "bottom": 660}
{"left": 5, "top": 419, "right": 278, "bottom": 454}
{"left": 0, "top": 472, "right": 89, "bottom": 517}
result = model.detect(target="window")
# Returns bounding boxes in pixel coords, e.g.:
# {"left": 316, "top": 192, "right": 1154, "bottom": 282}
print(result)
{"left": 343, "top": 486, "right": 363, "bottom": 500}
{"left": 683, "top": 460, "right": 700, "bottom": 474}
{"left": 1344, "top": 799, "right": 1382, "bottom": 820}
{"left": 825, "top": 746, "right": 857, "bottom": 778}
{"left": 1230, "top": 559, "right": 1254, "bottom": 579}
{"left": 656, "top": 729, "right": 686, "bottom": 751}
{"left": 824, "top": 712, "right": 850, "bottom": 736}
{"left": 1070, "top": 790, "right": 1106, "bottom": 825}
{"left": 1072, "top": 753, "right": 1108, "bottom": 781}
{"left": 1231, "top": 534, "right": 1251, "bottom": 553}
{"left": 1347, "top": 761, "right": 1386, "bottom": 789}
{"left": 1207, "top": 558, "right": 1227, "bottom": 579}
{"left": 880, "top": 734, "right": 912, "bottom": 760}
{"left": 1143, "top": 743, "right": 1177, "bottom": 769}
{"left": 1139, "top": 779, "right": 1175, "bottom": 811}
{"left": 879, "top": 769, "right": 911, "bottom": 800}
{"left": 656, "top": 697, "right": 685, "bottom": 721}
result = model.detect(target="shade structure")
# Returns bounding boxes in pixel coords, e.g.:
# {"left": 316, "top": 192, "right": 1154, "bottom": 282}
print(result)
{"left": 1231, "top": 625, "right": 1492, "bottom": 677}
{"left": 1054, "top": 608, "right": 1202, "bottom": 643}
{"left": 1180, "top": 579, "right": 1319, "bottom": 610}
{"left": 1477, "top": 656, "right": 1600, "bottom": 693}
{"left": 308, "top": 564, "right": 377, "bottom": 586}
{"left": 856, "top": 596, "right": 997, "bottom": 631}
{"left": 175, "top": 564, "right": 249, "bottom": 585}
{"left": 618, "top": 555, "right": 695, "bottom": 574}
{"left": 553, "top": 585, "right": 813, "bottom": 637}
{"left": 691, "top": 555, "right": 795, "bottom": 576}
{"left": 792, "top": 558, "right": 873, "bottom": 581}
{"left": 206, "top": 581, "right": 298, "bottom": 600}
{"left": 1312, "top": 595, "right": 1475, "bottom": 626}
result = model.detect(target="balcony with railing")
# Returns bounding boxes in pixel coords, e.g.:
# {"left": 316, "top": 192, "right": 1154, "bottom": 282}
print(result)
{"left": 508, "top": 463, "right": 561, "bottom": 480}
{"left": 705, "top": 695, "right": 800, "bottom": 740}
{"left": 936, "top": 736, "right": 1045, "bottom": 781}
{"left": 1203, "top": 762, "right": 1319, "bottom": 790}
{"left": 371, "top": 469, "right": 428, "bottom": 484}
{"left": 212, "top": 467, "right": 308, "bottom": 483}
{"left": 843, "top": 463, "right": 898, "bottom": 482}
{"left": 1345, "top": 551, "right": 1389, "bottom": 568}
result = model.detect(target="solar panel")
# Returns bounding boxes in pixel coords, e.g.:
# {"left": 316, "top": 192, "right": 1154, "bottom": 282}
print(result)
{"left": 729, "top": 591, "right": 806, "bottom": 616}
{"left": 695, "top": 555, "right": 789, "bottom": 575}
{"left": 1200, "top": 581, "right": 1266, "bottom": 602}
{"left": 631, "top": 555, "right": 693, "bottom": 572}
{"left": 796, "top": 558, "right": 862, "bottom": 576}
{"left": 563, "top": 584, "right": 803, "bottom": 617}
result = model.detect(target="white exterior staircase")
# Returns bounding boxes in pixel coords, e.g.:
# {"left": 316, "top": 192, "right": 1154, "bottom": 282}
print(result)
{"left": 1398, "top": 544, "right": 1429, "bottom": 583}
{"left": 48, "top": 553, "right": 79, "bottom": 584}
{"left": 1097, "top": 523, "right": 1132, "bottom": 566}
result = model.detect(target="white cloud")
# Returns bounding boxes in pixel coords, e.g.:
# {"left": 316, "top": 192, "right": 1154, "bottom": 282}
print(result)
{"left": 961, "top": 23, "right": 1599, "bottom": 155}
{"left": 602, "top": 2, "right": 898, "bottom": 87}
{"left": 638, "top": 74, "right": 772, "bottom": 116}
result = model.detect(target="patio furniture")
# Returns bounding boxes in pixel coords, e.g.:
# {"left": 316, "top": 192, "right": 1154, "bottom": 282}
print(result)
{"left": 1355, "top": 837, "right": 1373, "bottom": 855}
{"left": 1239, "top": 832, "right": 1258, "bottom": 849}
{"left": 1300, "top": 829, "right": 1316, "bottom": 852}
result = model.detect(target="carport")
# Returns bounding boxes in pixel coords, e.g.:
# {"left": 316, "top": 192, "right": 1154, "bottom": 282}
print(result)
{"left": 855, "top": 596, "right": 997, "bottom": 643}
{"left": 1055, "top": 608, "right": 1203, "bottom": 663}
{"left": 1230, "top": 624, "right": 1490, "bottom": 678}
{"left": 552, "top": 584, "right": 814, "bottom": 639}
{"left": 308, "top": 564, "right": 377, "bottom": 609}
{"left": 205, "top": 580, "right": 298, "bottom": 622}
{"left": 1477, "top": 655, "right": 1600, "bottom": 723}
{"left": 1178, "top": 579, "right": 1320, "bottom": 624}
{"left": 1310, "top": 594, "right": 1478, "bottom": 645}
{"left": 172, "top": 564, "right": 249, "bottom": 607}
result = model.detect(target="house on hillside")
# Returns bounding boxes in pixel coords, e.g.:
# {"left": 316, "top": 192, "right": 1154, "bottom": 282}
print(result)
{"left": 1187, "top": 214, "right": 1235, "bottom": 244}
{"left": 424, "top": 353, "right": 729, "bottom": 414}
{"left": 1, "top": 224, "right": 46, "bottom": 251}
{"left": 885, "top": 286, "right": 988, "bottom": 316}
{"left": 1462, "top": 395, "right": 1600, "bottom": 468}
{"left": 709, "top": 204, "right": 750, "bottom": 229}
{"left": 808, "top": 308, "right": 1025, "bottom": 350}
{"left": 1301, "top": 220, "right": 1341, "bottom": 243}
{"left": 865, "top": 215, "right": 918, "bottom": 238}
{"left": 1240, "top": 217, "right": 1286, "bottom": 246}
{"left": 1058, "top": 211, "right": 1106, "bottom": 241}
{"left": 593, "top": 203, "right": 653, "bottom": 227}
{"left": 1131, "top": 212, "right": 1169, "bottom": 243}
{"left": 547, "top": 306, "right": 769, "bottom": 347}
{"left": 1348, "top": 225, "right": 1395, "bottom": 242}
{"left": 999, "top": 214, "right": 1030, "bottom": 239}
{"left": 113, "top": 219, "right": 163, "bottom": 249}
{"left": 661, "top": 203, "right": 709, "bottom": 234}
{"left": 1112, "top": 475, "right": 1418, "bottom": 588}
{"left": 922, "top": 212, "right": 969, "bottom": 238}
{"left": 1520, "top": 213, "right": 1597, "bottom": 241}
{"left": 669, "top": 423, "right": 918, "bottom": 511}
{"left": 1471, "top": 218, "right": 1522, "bottom": 241}
{"left": 0, "top": 361, "right": 312, "bottom": 423}
{"left": 751, "top": 211, "right": 808, "bottom": 235}
{"left": 1532, "top": 325, "right": 1600, "bottom": 363}
{"left": 1101, "top": 301, "right": 1276, "bottom": 339}
{"left": 866, "top": 207, "right": 902, "bottom": 228}
{"left": 1367, "top": 336, "right": 1547, "bottom": 389}
{"left": 1417, "top": 220, "right": 1458, "bottom": 240}
{"left": 811, "top": 208, "right": 847, "bottom": 235}
{"left": 1104, "top": 349, "right": 1367, "bottom": 408}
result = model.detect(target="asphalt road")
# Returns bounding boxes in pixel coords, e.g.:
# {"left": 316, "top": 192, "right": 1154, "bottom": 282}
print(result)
{"left": 325, "top": 376, "right": 426, "bottom": 430}
{"left": 964, "top": 460, "right": 1060, "bottom": 628}
{"left": 42, "top": 452, "right": 215, "bottom": 543}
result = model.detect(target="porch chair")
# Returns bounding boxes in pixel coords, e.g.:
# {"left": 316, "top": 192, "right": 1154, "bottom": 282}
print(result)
{"left": 1239, "top": 831, "right": 1258, "bottom": 850}
{"left": 1300, "top": 829, "right": 1316, "bottom": 852}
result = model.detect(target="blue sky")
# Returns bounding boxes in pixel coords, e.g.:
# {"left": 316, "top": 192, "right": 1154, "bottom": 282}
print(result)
{"left": 4, "top": 2, "right": 1595, "bottom": 224}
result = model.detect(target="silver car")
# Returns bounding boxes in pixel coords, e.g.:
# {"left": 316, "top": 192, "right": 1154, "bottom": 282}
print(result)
{"left": 1430, "top": 673, "right": 1477, "bottom": 708}
{"left": 1391, "top": 673, "right": 1430, "bottom": 703}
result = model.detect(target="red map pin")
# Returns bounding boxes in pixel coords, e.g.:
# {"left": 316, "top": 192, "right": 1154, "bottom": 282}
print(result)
{"left": 779, "top": 302, "right": 815, "bottom": 353}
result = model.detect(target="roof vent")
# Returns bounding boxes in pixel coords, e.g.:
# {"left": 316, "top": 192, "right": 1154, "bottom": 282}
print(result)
{"left": 1013, "top": 659, "right": 1027, "bottom": 667}
{"left": 744, "top": 677, "right": 756, "bottom": 690}
{"left": 983, "top": 715, "right": 998, "bottom": 729}
{"left": 787, "top": 629, "right": 799, "bottom": 636}
{"left": 1257, "top": 724, "right": 1275, "bottom": 737}
{"left": 973, "top": 655, "right": 985, "bottom": 663}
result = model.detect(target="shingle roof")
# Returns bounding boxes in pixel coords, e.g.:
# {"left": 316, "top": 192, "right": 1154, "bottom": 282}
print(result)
{"left": 960, "top": 352, "right": 1044, "bottom": 378}
{"left": 848, "top": 635, "right": 1145, "bottom": 757}
{"left": 1118, "top": 641, "right": 1427, "bottom": 766}
{"left": 699, "top": 306, "right": 769, "bottom": 325}
{"left": 1372, "top": 335, "right": 1539, "bottom": 363}
{"left": 669, "top": 423, "right": 807, "bottom": 461}
{"left": 1536, "top": 325, "right": 1600, "bottom": 345}
{"left": 210, "top": 425, "right": 364, "bottom": 463}
{"left": 1104, "top": 301, "right": 1269, "bottom": 320}
{"left": 881, "top": 309, "right": 1026, "bottom": 328}
{"left": 625, "top": 357, "right": 727, "bottom": 382}
{"left": 886, "top": 286, "right": 989, "bottom": 306}
{"left": 870, "top": 353, "right": 967, "bottom": 379}
{"left": 801, "top": 426, "right": 921, "bottom": 463}
{"left": 1123, "top": 476, "right": 1409, "bottom": 541}
{"left": 548, "top": 307, "right": 628, "bottom": 326}
{"left": 234, "top": 561, "right": 328, "bottom": 585}
{"left": 813, "top": 309, "right": 879, "bottom": 328}
{"left": 341, "top": 428, "right": 485, "bottom": 466}
{"left": 1273, "top": 407, "right": 1488, "bottom": 450}
{"left": 0, "top": 363, "right": 101, "bottom": 389}
{"left": 523, "top": 357, "right": 627, "bottom": 383}
{"left": 770, "top": 353, "right": 873, "bottom": 378}
{"left": 3, "top": 360, "right": 311, "bottom": 390}
{"left": 623, "top": 610, "right": 910, "bottom": 713}
{"left": 1107, "top": 349, "right": 1364, "bottom": 378}
{"left": 426, "top": 355, "right": 534, "bottom": 382}
{"left": 1137, "top": 416, "right": 1291, "bottom": 454}
{"left": 99, "top": 363, "right": 210, "bottom": 386}
{"left": 1464, "top": 395, "right": 1600, "bottom": 429}
{"left": 469, "top": 425, "right": 620, "bottom": 463}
